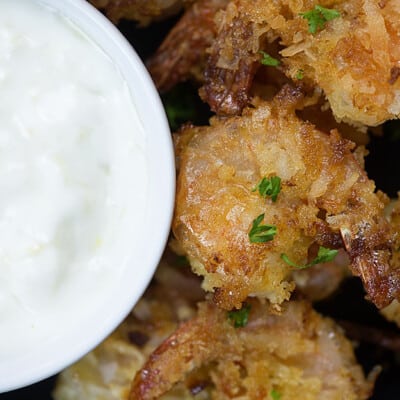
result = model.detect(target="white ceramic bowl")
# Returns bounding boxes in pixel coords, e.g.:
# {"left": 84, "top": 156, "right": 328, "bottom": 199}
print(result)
{"left": 0, "top": 0, "right": 174, "bottom": 393}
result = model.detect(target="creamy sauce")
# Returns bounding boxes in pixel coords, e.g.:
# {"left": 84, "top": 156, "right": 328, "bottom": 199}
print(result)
{"left": 0, "top": 0, "right": 147, "bottom": 356}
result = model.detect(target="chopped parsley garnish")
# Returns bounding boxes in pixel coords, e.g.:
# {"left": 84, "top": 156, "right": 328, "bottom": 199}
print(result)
{"left": 252, "top": 176, "right": 281, "bottom": 202}
{"left": 295, "top": 69, "right": 304, "bottom": 80}
{"left": 300, "top": 5, "right": 341, "bottom": 34}
{"left": 270, "top": 389, "right": 282, "bottom": 400}
{"left": 249, "top": 214, "right": 277, "bottom": 243}
{"left": 281, "top": 246, "right": 338, "bottom": 269}
{"left": 260, "top": 51, "right": 280, "bottom": 67}
{"left": 227, "top": 303, "right": 251, "bottom": 328}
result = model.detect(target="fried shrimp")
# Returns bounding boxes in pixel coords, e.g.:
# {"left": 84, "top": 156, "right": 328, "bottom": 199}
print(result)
{"left": 379, "top": 196, "right": 400, "bottom": 326}
{"left": 173, "top": 86, "right": 400, "bottom": 310}
{"left": 130, "top": 299, "right": 373, "bottom": 400}
{"left": 201, "top": 0, "right": 400, "bottom": 126}
{"left": 147, "top": 0, "right": 229, "bottom": 92}
{"left": 88, "top": 0, "right": 187, "bottom": 25}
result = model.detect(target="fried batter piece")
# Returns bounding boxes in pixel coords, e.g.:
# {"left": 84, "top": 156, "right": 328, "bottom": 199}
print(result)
{"left": 173, "top": 86, "right": 400, "bottom": 310}
{"left": 379, "top": 196, "right": 400, "bottom": 326}
{"left": 130, "top": 299, "right": 373, "bottom": 400}
{"left": 201, "top": 0, "right": 400, "bottom": 126}
{"left": 89, "top": 0, "right": 188, "bottom": 25}
{"left": 53, "top": 258, "right": 204, "bottom": 400}
{"left": 147, "top": 0, "right": 229, "bottom": 92}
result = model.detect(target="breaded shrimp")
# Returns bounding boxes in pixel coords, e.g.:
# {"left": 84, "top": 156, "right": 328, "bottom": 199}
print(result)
{"left": 378, "top": 196, "right": 400, "bottom": 326}
{"left": 130, "top": 299, "right": 373, "bottom": 400}
{"left": 173, "top": 86, "right": 400, "bottom": 310}
{"left": 147, "top": 0, "right": 229, "bottom": 92}
{"left": 201, "top": 0, "right": 400, "bottom": 126}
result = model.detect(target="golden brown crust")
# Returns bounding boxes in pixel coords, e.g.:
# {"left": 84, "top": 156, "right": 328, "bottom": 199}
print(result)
{"left": 199, "top": 7, "right": 261, "bottom": 115}
{"left": 130, "top": 299, "right": 373, "bottom": 400}
{"left": 201, "top": 0, "right": 400, "bottom": 125}
{"left": 147, "top": 0, "right": 229, "bottom": 92}
{"left": 173, "top": 87, "right": 399, "bottom": 309}
{"left": 379, "top": 197, "right": 400, "bottom": 325}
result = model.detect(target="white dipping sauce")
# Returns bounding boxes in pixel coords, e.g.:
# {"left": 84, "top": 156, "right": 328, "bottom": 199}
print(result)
{"left": 0, "top": 0, "right": 147, "bottom": 356}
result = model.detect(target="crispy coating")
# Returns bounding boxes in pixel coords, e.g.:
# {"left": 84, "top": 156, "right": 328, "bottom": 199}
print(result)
{"left": 199, "top": 0, "right": 263, "bottom": 116}
{"left": 173, "top": 86, "right": 400, "bottom": 310}
{"left": 147, "top": 0, "right": 229, "bottom": 92}
{"left": 130, "top": 299, "right": 373, "bottom": 400}
{"left": 252, "top": 67, "right": 370, "bottom": 145}
{"left": 201, "top": 0, "right": 400, "bottom": 126}
{"left": 379, "top": 197, "right": 400, "bottom": 326}
{"left": 297, "top": 99, "right": 370, "bottom": 146}
{"left": 53, "top": 258, "right": 372, "bottom": 400}
{"left": 88, "top": 0, "right": 187, "bottom": 25}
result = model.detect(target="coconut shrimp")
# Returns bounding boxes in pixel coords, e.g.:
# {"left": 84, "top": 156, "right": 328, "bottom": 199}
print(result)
{"left": 130, "top": 299, "right": 373, "bottom": 400}
{"left": 147, "top": 0, "right": 229, "bottom": 92}
{"left": 378, "top": 196, "right": 400, "bottom": 326}
{"left": 173, "top": 86, "right": 400, "bottom": 310}
{"left": 201, "top": 0, "right": 400, "bottom": 127}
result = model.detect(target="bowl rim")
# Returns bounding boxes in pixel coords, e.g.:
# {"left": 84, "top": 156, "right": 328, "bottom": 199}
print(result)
{"left": 0, "top": 0, "right": 175, "bottom": 392}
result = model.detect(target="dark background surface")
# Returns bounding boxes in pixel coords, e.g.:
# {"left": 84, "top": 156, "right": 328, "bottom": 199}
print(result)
{"left": 2, "top": 10, "right": 400, "bottom": 400}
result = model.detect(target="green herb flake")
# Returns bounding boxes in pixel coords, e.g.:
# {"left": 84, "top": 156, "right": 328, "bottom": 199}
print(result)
{"left": 249, "top": 214, "right": 277, "bottom": 243}
{"left": 227, "top": 303, "right": 251, "bottom": 328}
{"left": 295, "top": 69, "right": 304, "bottom": 80}
{"left": 300, "top": 5, "right": 341, "bottom": 34}
{"left": 281, "top": 246, "right": 338, "bottom": 269}
{"left": 270, "top": 389, "right": 282, "bottom": 400}
{"left": 252, "top": 176, "right": 281, "bottom": 202}
{"left": 260, "top": 51, "right": 280, "bottom": 67}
